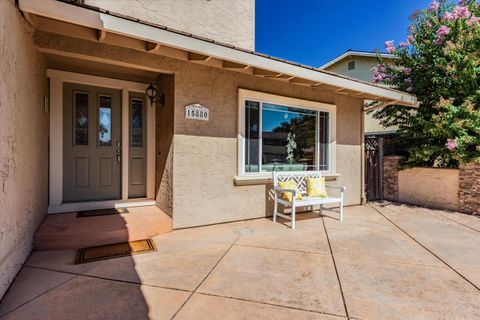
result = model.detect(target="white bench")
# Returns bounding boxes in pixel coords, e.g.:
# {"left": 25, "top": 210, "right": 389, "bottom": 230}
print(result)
{"left": 273, "top": 171, "right": 346, "bottom": 229}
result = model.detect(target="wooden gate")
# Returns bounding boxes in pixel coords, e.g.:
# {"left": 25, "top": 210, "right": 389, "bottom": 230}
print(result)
{"left": 365, "top": 137, "right": 384, "bottom": 201}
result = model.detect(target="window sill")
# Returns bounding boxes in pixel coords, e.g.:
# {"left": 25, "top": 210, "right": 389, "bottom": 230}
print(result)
{"left": 233, "top": 173, "right": 340, "bottom": 186}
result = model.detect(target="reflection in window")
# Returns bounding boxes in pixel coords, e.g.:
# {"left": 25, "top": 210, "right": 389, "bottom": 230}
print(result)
{"left": 318, "top": 111, "right": 329, "bottom": 170}
{"left": 131, "top": 99, "right": 143, "bottom": 148}
{"left": 245, "top": 101, "right": 260, "bottom": 173}
{"left": 262, "top": 103, "right": 317, "bottom": 172}
{"left": 244, "top": 100, "right": 329, "bottom": 173}
{"left": 74, "top": 92, "right": 89, "bottom": 145}
{"left": 98, "top": 96, "right": 112, "bottom": 146}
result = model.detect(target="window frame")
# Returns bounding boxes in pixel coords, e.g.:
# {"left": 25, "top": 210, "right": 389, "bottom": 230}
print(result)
{"left": 237, "top": 89, "right": 336, "bottom": 177}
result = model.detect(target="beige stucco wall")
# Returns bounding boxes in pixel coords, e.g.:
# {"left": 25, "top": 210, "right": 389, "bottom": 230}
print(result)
{"left": 34, "top": 31, "right": 364, "bottom": 229}
{"left": 155, "top": 74, "right": 175, "bottom": 216}
{"left": 398, "top": 167, "right": 459, "bottom": 211}
{"left": 171, "top": 63, "right": 363, "bottom": 228}
{"left": 325, "top": 56, "right": 378, "bottom": 83}
{"left": 84, "top": 0, "right": 255, "bottom": 51}
{"left": 324, "top": 56, "right": 397, "bottom": 134}
{"left": 0, "top": 0, "right": 48, "bottom": 298}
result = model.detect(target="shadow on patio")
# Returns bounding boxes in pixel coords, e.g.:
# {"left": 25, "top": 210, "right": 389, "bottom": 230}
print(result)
{"left": 1, "top": 203, "right": 479, "bottom": 319}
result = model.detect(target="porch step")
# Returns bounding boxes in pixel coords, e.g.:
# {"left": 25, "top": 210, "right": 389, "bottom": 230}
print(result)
{"left": 34, "top": 206, "right": 172, "bottom": 251}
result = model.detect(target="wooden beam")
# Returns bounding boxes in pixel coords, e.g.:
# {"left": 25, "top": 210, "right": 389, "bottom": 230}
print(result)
{"left": 188, "top": 52, "right": 211, "bottom": 62}
{"left": 222, "top": 60, "right": 249, "bottom": 69}
{"left": 289, "top": 77, "right": 317, "bottom": 85}
{"left": 38, "top": 47, "right": 169, "bottom": 73}
{"left": 253, "top": 68, "right": 281, "bottom": 77}
{"left": 363, "top": 101, "right": 398, "bottom": 113}
{"left": 97, "top": 29, "right": 106, "bottom": 42}
{"left": 310, "top": 82, "right": 324, "bottom": 88}
{"left": 145, "top": 41, "right": 161, "bottom": 52}
{"left": 276, "top": 74, "right": 295, "bottom": 80}
{"left": 23, "top": 12, "right": 37, "bottom": 26}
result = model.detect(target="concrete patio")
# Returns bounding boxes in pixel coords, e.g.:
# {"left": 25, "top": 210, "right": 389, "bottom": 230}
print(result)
{"left": 0, "top": 202, "right": 479, "bottom": 320}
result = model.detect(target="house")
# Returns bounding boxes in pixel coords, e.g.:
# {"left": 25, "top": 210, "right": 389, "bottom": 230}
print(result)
{"left": 0, "top": 0, "right": 417, "bottom": 298}
{"left": 320, "top": 50, "right": 398, "bottom": 135}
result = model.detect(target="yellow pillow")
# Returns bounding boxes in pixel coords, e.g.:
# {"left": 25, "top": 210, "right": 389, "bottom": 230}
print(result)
{"left": 278, "top": 180, "right": 303, "bottom": 202}
{"left": 306, "top": 177, "right": 328, "bottom": 198}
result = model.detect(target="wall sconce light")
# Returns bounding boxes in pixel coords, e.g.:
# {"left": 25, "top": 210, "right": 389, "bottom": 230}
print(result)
{"left": 145, "top": 83, "right": 165, "bottom": 106}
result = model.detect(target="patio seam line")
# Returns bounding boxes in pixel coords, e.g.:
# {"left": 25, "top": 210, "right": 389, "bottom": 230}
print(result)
{"left": 0, "top": 274, "right": 80, "bottom": 319}
{"left": 195, "top": 292, "right": 348, "bottom": 319}
{"left": 234, "top": 243, "right": 331, "bottom": 256}
{"left": 321, "top": 215, "right": 350, "bottom": 319}
{"left": 368, "top": 204, "right": 480, "bottom": 292}
{"left": 424, "top": 208, "right": 480, "bottom": 234}
{"left": 23, "top": 265, "right": 193, "bottom": 294}
{"left": 329, "top": 254, "right": 447, "bottom": 270}
{"left": 170, "top": 227, "right": 245, "bottom": 320}
{"left": 0, "top": 248, "right": 36, "bottom": 307}
{"left": 373, "top": 201, "right": 480, "bottom": 234}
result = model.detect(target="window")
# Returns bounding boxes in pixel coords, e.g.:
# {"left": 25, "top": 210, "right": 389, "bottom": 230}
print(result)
{"left": 74, "top": 92, "right": 89, "bottom": 146}
{"left": 130, "top": 98, "right": 144, "bottom": 148}
{"left": 241, "top": 90, "right": 335, "bottom": 175}
{"left": 98, "top": 95, "right": 112, "bottom": 146}
{"left": 348, "top": 61, "right": 355, "bottom": 70}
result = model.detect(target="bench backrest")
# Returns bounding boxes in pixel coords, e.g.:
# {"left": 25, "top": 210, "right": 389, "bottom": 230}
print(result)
{"left": 273, "top": 171, "right": 323, "bottom": 195}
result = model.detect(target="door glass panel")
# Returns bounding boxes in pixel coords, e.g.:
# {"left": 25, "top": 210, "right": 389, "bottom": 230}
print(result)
{"left": 318, "top": 111, "right": 329, "bottom": 170}
{"left": 98, "top": 95, "right": 112, "bottom": 146}
{"left": 245, "top": 100, "right": 260, "bottom": 173}
{"left": 74, "top": 92, "right": 89, "bottom": 145}
{"left": 131, "top": 99, "right": 143, "bottom": 148}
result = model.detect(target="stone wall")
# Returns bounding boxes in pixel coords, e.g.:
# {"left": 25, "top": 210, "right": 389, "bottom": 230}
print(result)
{"left": 459, "top": 162, "right": 480, "bottom": 214}
{"left": 383, "top": 156, "right": 403, "bottom": 201}
{"left": 0, "top": 0, "right": 49, "bottom": 298}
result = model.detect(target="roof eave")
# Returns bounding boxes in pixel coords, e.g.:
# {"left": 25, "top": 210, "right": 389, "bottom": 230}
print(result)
{"left": 319, "top": 51, "right": 398, "bottom": 70}
{"left": 19, "top": 0, "right": 418, "bottom": 107}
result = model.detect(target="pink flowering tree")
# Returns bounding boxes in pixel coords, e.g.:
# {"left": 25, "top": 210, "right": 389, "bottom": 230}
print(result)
{"left": 371, "top": 0, "right": 480, "bottom": 167}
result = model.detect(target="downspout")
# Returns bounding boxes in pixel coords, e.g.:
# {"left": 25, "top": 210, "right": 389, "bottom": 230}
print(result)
{"left": 360, "top": 103, "right": 366, "bottom": 204}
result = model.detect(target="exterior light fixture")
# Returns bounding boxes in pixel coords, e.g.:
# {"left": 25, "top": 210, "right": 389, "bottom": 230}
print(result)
{"left": 145, "top": 82, "right": 165, "bottom": 106}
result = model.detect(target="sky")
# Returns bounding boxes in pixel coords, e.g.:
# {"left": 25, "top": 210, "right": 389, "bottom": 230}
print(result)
{"left": 255, "top": 0, "right": 432, "bottom": 67}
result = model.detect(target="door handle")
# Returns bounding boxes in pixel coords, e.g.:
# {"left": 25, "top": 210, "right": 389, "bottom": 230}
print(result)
{"left": 116, "top": 141, "right": 121, "bottom": 165}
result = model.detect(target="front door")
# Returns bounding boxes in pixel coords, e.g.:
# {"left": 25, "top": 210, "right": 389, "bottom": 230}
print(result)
{"left": 63, "top": 83, "right": 122, "bottom": 202}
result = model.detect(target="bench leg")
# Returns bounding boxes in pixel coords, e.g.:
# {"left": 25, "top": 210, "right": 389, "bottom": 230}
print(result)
{"left": 339, "top": 200, "right": 344, "bottom": 222}
{"left": 273, "top": 197, "right": 278, "bottom": 223}
{"left": 291, "top": 206, "right": 296, "bottom": 230}
{"left": 319, "top": 204, "right": 323, "bottom": 216}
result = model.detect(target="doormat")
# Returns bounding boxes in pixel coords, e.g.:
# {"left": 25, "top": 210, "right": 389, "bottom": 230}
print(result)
{"left": 77, "top": 207, "right": 129, "bottom": 218}
{"left": 75, "top": 239, "right": 157, "bottom": 264}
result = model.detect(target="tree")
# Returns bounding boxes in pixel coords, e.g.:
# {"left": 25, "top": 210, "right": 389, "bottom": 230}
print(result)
{"left": 371, "top": 0, "right": 480, "bottom": 167}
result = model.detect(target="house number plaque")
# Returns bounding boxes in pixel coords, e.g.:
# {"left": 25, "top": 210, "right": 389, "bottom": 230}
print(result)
{"left": 185, "top": 103, "right": 209, "bottom": 121}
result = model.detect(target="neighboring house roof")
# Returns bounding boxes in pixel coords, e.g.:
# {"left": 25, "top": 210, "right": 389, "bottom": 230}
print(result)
{"left": 19, "top": 0, "right": 418, "bottom": 107}
{"left": 319, "top": 50, "right": 397, "bottom": 70}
